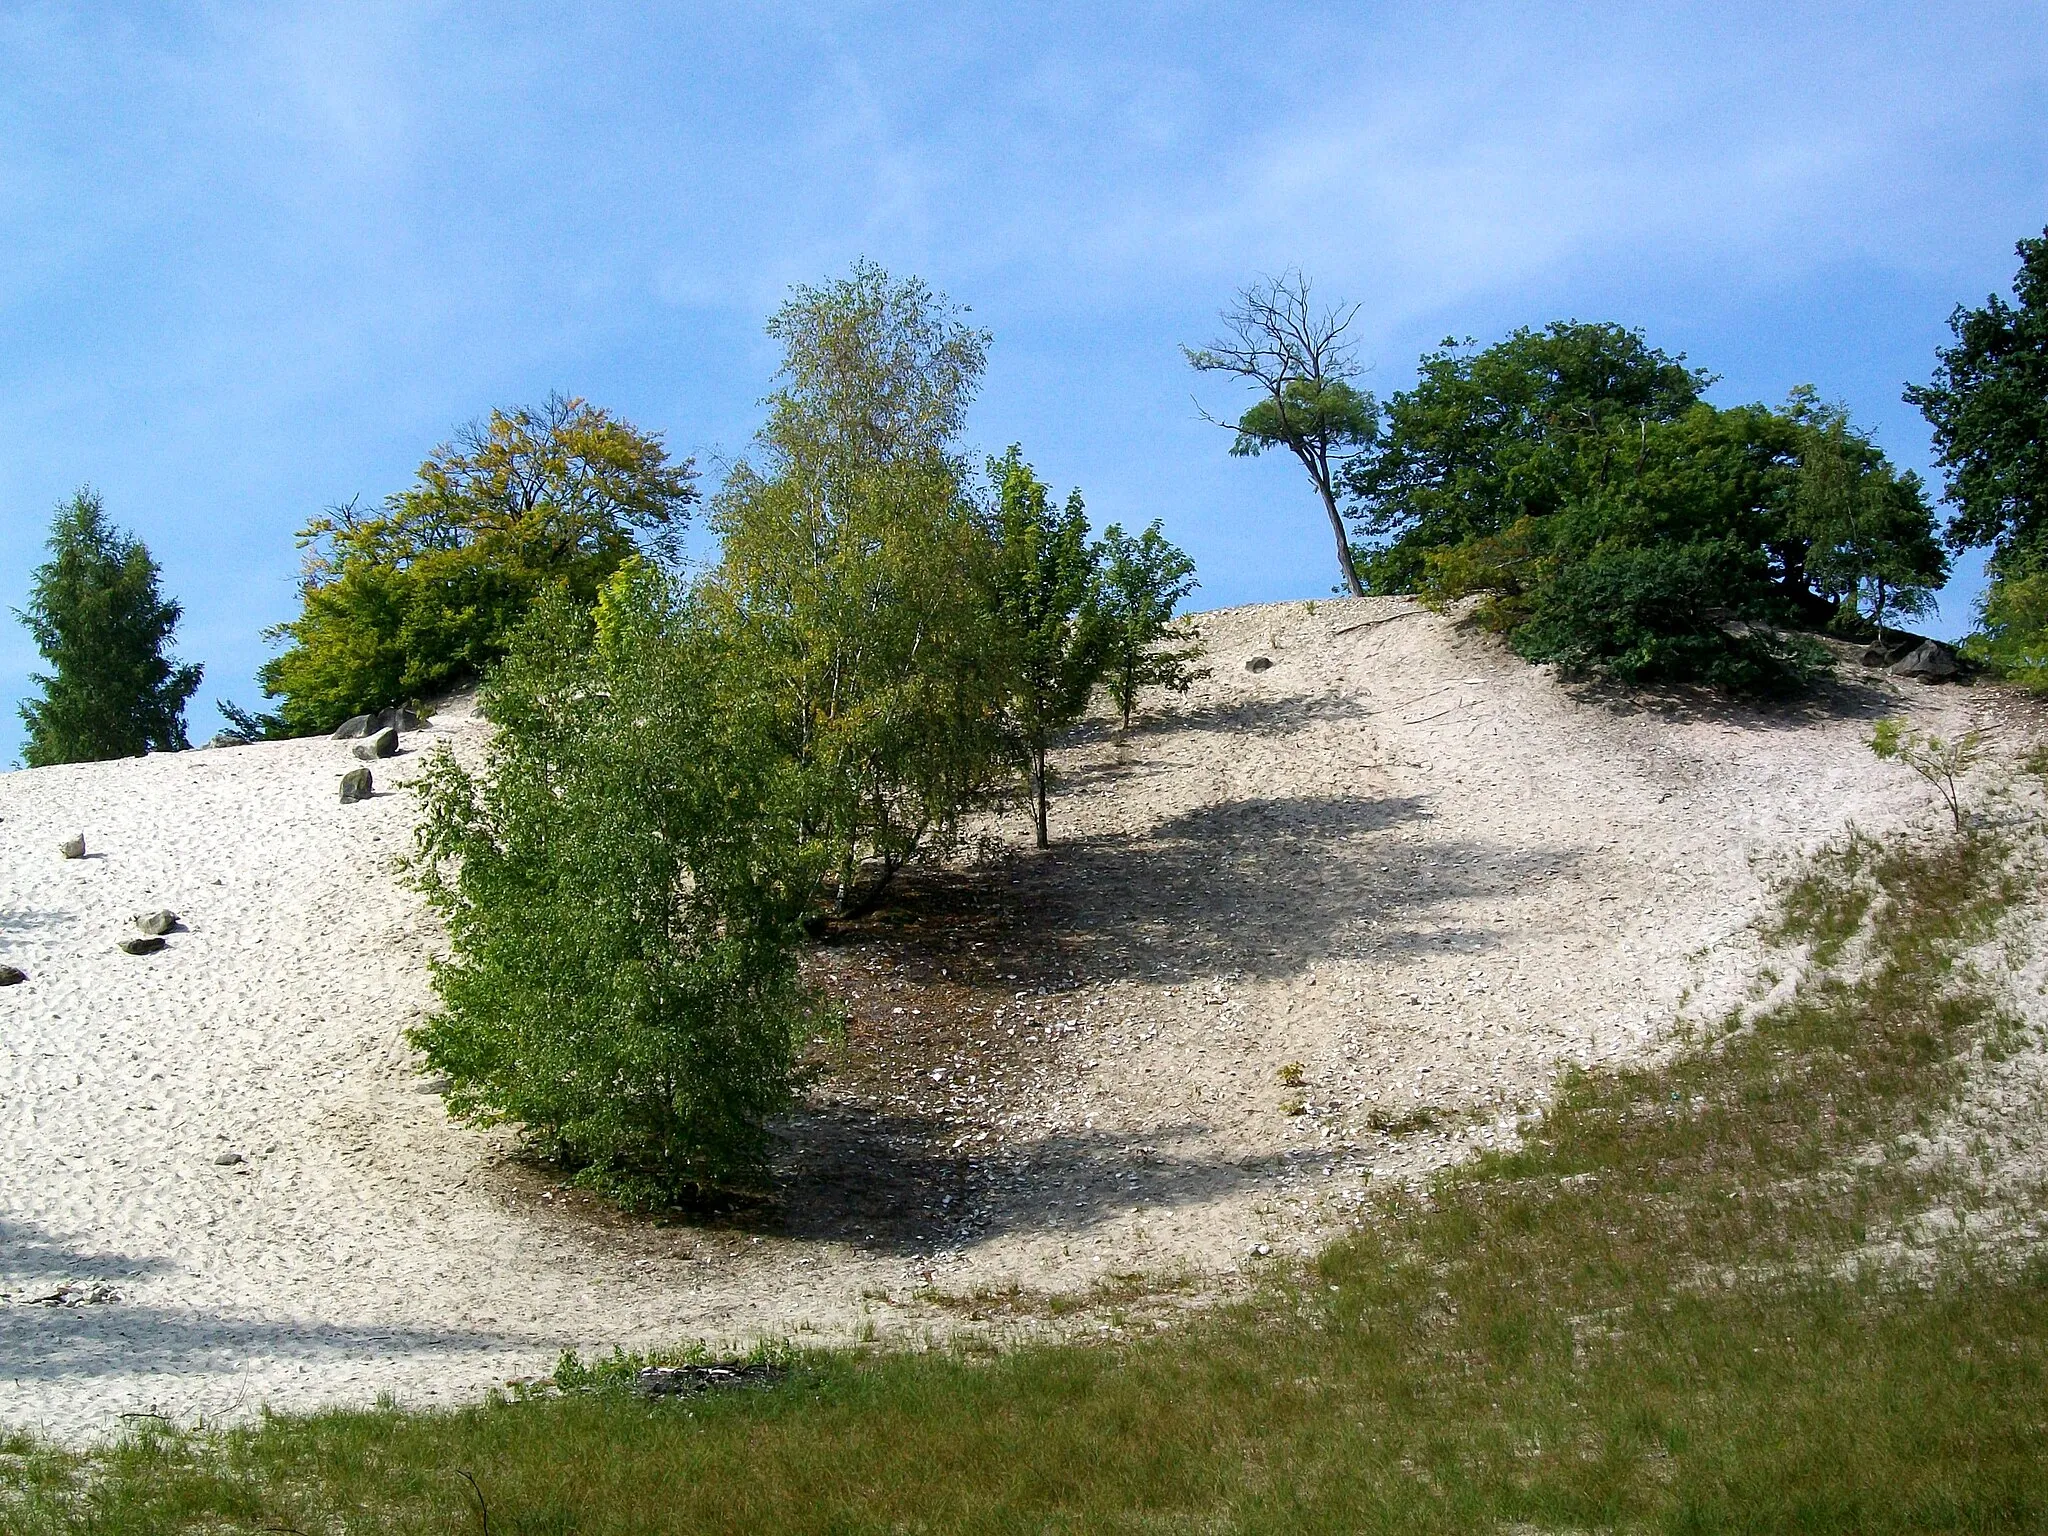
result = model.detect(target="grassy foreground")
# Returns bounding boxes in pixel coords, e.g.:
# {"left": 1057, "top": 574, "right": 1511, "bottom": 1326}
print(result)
{"left": 4, "top": 825, "right": 2045, "bottom": 1533}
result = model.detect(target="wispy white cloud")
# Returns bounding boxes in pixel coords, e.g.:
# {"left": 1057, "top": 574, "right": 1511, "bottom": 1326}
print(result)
{"left": 1064, "top": 4, "right": 2046, "bottom": 327}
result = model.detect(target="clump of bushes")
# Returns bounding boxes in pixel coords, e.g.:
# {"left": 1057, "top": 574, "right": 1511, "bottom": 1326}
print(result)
{"left": 1345, "top": 322, "right": 1947, "bottom": 694}
{"left": 1510, "top": 539, "right": 1828, "bottom": 695}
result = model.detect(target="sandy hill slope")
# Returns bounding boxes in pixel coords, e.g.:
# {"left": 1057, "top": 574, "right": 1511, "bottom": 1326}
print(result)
{"left": 0, "top": 597, "right": 1998, "bottom": 1440}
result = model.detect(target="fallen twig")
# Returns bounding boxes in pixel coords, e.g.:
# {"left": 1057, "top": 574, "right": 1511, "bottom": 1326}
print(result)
{"left": 459, "top": 1469, "right": 491, "bottom": 1536}
{"left": 1331, "top": 609, "right": 1423, "bottom": 636}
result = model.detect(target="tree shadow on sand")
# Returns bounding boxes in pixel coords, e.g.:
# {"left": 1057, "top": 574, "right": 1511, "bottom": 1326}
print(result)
{"left": 0, "top": 1304, "right": 523, "bottom": 1389}
{"left": 1049, "top": 692, "right": 1380, "bottom": 800}
{"left": 0, "top": 1217, "right": 180, "bottom": 1292}
{"left": 0, "top": 904, "right": 76, "bottom": 940}
{"left": 763, "top": 1108, "right": 1292, "bottom": 1258}
{"left": 0, "top": 1215, "right": 520, "bottom": 1388}
{"left": 1563, "top": 671, "right": 1910, "bottom": 732}
{"left": 970, "top": 793, "right": 1573, "bottom": 983}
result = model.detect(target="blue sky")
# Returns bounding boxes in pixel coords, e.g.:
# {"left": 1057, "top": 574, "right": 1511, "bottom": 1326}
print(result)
{"left": 2, "top": 2, "right": 2044, "bottom": 757}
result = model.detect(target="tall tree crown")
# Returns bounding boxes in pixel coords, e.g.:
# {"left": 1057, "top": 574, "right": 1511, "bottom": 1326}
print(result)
{"left": 259, "top": 395, "right": 694, "bottom": 734}
{"left": 709, "top": 263, "right": 1007, "bottom": 914}
{"left": 759, "top": 259, "right": 990, "bottom": 482}
{"left": 1345, "top": 321, "right": 1712, "bottom": 582}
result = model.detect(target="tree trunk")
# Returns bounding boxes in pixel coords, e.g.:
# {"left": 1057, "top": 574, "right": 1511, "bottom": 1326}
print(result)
{"left": 832, "top": 850, "right": 856, "bottom": 917}
{"left": 1031, "top": 747, "right": 1050, "bottom": 849}
{"left": 835, "top": 850, "right": 902, "bottom": 921}
{"left": 1318, "top": 481, "right": 1364, "bottom": 598}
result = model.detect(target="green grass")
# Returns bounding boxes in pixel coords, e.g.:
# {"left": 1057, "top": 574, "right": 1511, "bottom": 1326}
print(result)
{"left": 1770, "top": 827, "right": 1881, "bottom": 966}
{"left": 5, "top": 827, "right": 2045, "bottom": 1533}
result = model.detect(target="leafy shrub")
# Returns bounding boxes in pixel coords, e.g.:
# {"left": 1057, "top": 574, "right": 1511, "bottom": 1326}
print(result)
{"left": 1511, "top": 541, "right": 1827, "bottom": 695}
{"left": 1963, "top": 560, "right": 2048, "bottom": 689}
{"left": 1417, "top": 516, "right": 1547, "bottom": 632}
{"left": 408, "top": 570, "right": 818, "bottom": 1207}
{"left": 261, "top": 396, "right": 696, "bottom": 735}
{"left": 1869, "top": 716, "right": 1987, "bottom": 832}
{"left": 1347, "top": 324, "right": 1944, "bottom": 693}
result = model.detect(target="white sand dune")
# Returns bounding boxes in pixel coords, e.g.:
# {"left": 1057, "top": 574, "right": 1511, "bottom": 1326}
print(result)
{"left": 0, "top": 599, "right": 1993, "bottom": 1442}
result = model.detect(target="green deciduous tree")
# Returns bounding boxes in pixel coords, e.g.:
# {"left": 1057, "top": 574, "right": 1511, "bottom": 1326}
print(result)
{"left": 1907, "top": 225, "right": 2048, "bottom": 562}
{"left": 260, "top": 395, "right": 696, "bottom": 734}
{"left": 1095, "top": 521, "right": 1205, "bottom": 730}
{"left": 408, "top": 570, "right": 818, "bottom": 1208}
{"left": 17, "top": 488, "right": 202, "bottom": 765}
{"left": 986, "top": 447, "right": 1104, "bottom": 848}
{"left": 1907, "top": 224, "right": 2048, "bottom": 685}
{"left": 1186, "top": 272, "right": 1379, "bottom": 597}
{"left": 708, "top": 261, "right": 1009, "bottom": 916}
{"left": 1789, "top": 392, "right": 1947, "bottom": 647}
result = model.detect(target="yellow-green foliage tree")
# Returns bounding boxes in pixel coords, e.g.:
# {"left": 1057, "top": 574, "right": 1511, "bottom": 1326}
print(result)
{"left": 259, "top": 394, "right": 696, "bottom": 734}
{"left": 707, "top": 262, "right": 1009, "bottom": 917}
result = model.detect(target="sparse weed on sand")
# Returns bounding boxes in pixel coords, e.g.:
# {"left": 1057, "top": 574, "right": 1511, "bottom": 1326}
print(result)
{"left": 5, "top": 821, "right": 2045, "bottom": 1533}
{"left": 1771, "top": 825, "right": 1882, "bottom": 966}
{"left": 1366, "top": 1104, "right": 1442, "bottom": 1136}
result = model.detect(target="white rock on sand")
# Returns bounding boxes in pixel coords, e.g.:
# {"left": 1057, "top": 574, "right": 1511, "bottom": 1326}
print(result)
{"left": 0, "top": 600, "right": 1992, "bottom": 1442}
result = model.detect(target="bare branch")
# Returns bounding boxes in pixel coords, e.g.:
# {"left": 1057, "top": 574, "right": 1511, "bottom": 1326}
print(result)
{"left": 1190, "top": 269, "right": 1364, "bottom": 393}
{"left": 1185, "top": 270, "right": 1375, "bottom": 597}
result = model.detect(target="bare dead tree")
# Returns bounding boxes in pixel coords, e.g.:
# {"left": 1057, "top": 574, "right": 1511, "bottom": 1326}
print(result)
{"left": 1185, "top": 271, "right": 1378, "bottom": 597}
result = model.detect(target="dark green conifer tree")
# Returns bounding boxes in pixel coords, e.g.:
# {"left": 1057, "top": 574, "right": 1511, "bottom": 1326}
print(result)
{"left": 17, "top": 488, "right": 202, "bottom": 766}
